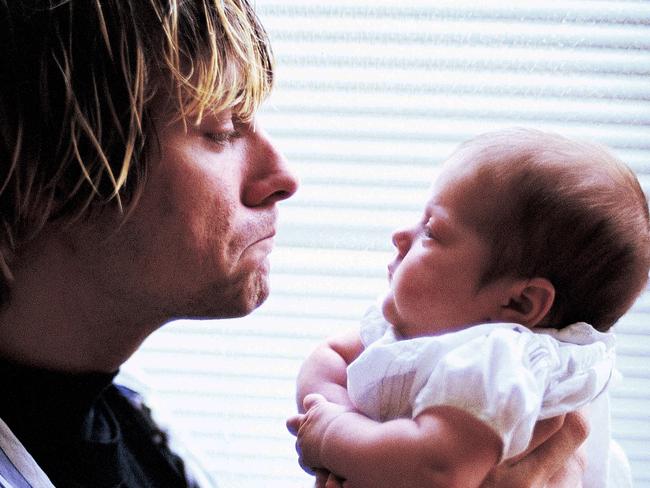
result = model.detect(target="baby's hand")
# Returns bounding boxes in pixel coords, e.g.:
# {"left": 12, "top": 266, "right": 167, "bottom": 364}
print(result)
{"left": 286, "top": 412, "right": 305, "bottom": 438}
{"left": 287, "top": 394, "right": 353, "bottom": 476}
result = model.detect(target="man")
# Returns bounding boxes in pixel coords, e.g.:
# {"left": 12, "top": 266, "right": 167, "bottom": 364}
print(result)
{"left": 0, "top": 1, "right": 586, "bottom": 486}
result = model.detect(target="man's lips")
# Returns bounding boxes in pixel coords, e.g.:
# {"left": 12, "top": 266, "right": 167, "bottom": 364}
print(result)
{"left": 251, "top": 229, "right": 276, "bottom": 247}
{"left": 251, "top": 213, "right": 278, "bottom": 246}
{"left": 261, "top": 230, "right": 276, "bottom": 241}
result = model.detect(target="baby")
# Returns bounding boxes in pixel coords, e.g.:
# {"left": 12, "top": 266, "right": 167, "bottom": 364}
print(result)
{"left": 289, "top": 128, "right": 650, "bottom": 488}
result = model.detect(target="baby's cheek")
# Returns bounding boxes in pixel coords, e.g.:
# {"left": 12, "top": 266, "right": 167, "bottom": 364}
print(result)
{"left": 393, "top": 275, "right": 423, "bottom": 311}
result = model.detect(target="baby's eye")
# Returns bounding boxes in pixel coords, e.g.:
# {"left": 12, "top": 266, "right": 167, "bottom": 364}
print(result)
{"left": 422, "top": 227, "right": 437, "bottom": 241}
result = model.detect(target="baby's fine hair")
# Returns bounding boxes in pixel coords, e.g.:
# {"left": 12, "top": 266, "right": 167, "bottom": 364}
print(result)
{"left": 0, "top": 0, "right": 273, "bottom": 305}
{"left": 454, "top": 128, "right": 650, "bottom": 332}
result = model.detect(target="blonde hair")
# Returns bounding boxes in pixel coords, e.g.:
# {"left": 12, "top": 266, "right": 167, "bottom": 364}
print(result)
{"left": 453, "top": 128, "right": 650, "bottom": 331}
{"left": 0, "top": 0, "right": 273, "bottom": 303}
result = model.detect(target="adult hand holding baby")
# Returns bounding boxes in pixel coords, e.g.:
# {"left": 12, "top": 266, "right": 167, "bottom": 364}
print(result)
{"left": 480, "top": 411, "right": 588, "bottom": 488}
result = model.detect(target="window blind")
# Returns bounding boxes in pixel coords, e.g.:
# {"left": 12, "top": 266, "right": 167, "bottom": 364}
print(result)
{"left": 126, "top": 2, "right": 650, "bottom": 486}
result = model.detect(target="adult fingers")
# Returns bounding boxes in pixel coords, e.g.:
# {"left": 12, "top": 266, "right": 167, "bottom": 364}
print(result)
{"left": 520, "top": 410, "right": 589, "bottom": 479}
{"left": 325, "top": 473, "right": 344, "bottom": 488}
{"left": 505, "top": 415, "right": 565, "bottom": 465}
{"left": 314, "top": 469, "right": 329, "bottom": 488}
{"left": 481, "top": 411, "right": 589, "bottom": 488}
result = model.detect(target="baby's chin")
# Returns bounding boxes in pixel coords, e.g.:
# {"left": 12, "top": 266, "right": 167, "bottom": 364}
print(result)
{"left": 380, "top": 290, "right": 432, "bottom": 339}
{"left": 380, "top": 293, "right": 397, "bottom": 323}
{"left": 380, "top": 302, "right": 408, "bottom": 338}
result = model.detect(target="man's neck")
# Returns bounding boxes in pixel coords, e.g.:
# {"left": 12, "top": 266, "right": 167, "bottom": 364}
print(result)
{"left": 0, "top": 233, "right": 164, "bottom": 373}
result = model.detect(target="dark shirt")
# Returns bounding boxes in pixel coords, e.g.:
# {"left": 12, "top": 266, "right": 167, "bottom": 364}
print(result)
{"left": 0, "top": 358, "right": 199, "bottom": 487}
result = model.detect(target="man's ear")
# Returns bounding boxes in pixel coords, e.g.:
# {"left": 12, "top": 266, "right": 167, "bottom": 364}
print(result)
{"left": 499, "top": 278, "right": 555, "bottom": 327}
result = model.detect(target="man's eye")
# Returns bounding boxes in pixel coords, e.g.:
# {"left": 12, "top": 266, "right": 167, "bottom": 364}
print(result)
{"left": 205, "top": 129, "right": 240, "bottom": 147}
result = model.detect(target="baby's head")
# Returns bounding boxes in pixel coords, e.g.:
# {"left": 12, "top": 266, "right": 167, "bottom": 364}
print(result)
{"left": 445, "top": 128, "right": 649, "bottom": 332}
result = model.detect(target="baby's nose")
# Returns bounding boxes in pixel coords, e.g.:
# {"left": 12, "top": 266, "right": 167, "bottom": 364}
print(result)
{"left": 391, "top": 228, "right": 412, "bottom": 254}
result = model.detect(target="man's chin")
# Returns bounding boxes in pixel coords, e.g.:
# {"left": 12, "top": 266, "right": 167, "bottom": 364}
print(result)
{"left": 222, "top": 273, "right": 270, "bottom": 318}
{"left": 249, "top": 277, "right": 270, "bottom": 310}
{"left": 171, "top": 272, "right": 270, "bottom": 321}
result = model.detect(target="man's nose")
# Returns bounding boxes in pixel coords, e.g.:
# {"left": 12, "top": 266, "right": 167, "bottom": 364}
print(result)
{"left": 242, "top": 126, "right": 299, "bottom": 207}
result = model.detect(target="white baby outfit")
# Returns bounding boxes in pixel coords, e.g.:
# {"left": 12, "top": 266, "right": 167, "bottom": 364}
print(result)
{"left": 347, "top": 304, "right": 631, "bottom": 487}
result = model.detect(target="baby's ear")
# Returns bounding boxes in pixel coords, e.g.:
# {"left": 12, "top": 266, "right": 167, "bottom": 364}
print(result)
{"left": 499, "top": 278, "right": 555, "bottom": 328}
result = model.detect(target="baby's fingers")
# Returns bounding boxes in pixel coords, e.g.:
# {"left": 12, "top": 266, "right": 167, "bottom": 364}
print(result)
{"left": 303, "top": 393, "right": 328, "bottom": 411}
{"left": 286, "top": 413, "right": 305, "bottom": 436}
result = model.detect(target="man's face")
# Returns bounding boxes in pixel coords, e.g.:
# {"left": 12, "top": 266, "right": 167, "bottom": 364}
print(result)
{"left": 76, "top": 105, "right": 298, "bottom": 323}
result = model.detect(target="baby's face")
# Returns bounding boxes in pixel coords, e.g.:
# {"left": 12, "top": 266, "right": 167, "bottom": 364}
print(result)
{"left": 382, "top": 162, "right": 513, "bottom": 338}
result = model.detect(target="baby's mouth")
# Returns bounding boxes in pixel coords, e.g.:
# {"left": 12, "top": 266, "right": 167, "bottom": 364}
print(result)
{"left": 387, "top": 264, "right": 393, "bottom": 282}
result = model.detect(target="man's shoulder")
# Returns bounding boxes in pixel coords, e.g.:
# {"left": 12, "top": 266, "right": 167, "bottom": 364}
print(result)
{"left": 114, "top": 363, "right": 218, "bottom": 488}
{"left": 0, "top": 416, "right": 54, "bottom": 488}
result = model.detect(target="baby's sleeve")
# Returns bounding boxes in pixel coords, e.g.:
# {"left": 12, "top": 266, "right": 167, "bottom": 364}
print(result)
{"left": 411, "top": 328, "right": 556, "bottom": 460}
